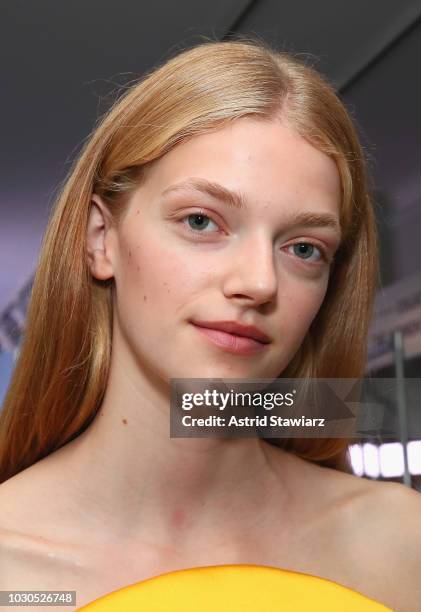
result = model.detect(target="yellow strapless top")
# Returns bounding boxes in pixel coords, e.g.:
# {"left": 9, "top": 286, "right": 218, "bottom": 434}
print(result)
{"left": 78, "top": 564, "right": 392, "bottom": 611}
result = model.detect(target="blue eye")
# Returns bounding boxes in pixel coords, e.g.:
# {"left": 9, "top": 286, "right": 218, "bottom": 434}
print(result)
{"left": 179, "top": 214, "right": 327, "bottom": 264}
{"left": 184, "top": 213, "right": 219, "bottom": 233}
{"left": 288, "top": 242, "right": 324, "bottom": 263}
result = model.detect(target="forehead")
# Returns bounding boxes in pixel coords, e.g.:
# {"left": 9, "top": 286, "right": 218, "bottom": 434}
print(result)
{"left": 138, "top": 117, "right": 341, "bottom": 216}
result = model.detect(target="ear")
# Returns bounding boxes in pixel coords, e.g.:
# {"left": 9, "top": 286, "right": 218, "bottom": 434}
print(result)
{"left": 86, "top": 194, "right": 116, "bottom": 281}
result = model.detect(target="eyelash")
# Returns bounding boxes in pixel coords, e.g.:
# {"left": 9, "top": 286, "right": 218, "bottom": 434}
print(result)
{"left": 178, "top": 210, "right": 330, "bottom": 265}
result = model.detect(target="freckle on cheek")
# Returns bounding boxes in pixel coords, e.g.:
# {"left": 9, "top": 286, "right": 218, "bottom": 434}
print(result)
{"left": 143, "top": 295, "right": 147, "bottom": 302}
{"left": 122, "top": 418, "right": 128, "bottom": 425}
{"left": 137, "top": 265, "right": 140, "bottom": 272}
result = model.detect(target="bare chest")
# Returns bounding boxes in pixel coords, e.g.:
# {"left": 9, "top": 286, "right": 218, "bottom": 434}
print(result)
{"left": 1, "top": 523, "right": 394, "bottom": 611}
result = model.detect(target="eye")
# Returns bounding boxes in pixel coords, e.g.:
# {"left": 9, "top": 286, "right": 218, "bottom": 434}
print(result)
{"left": 286, "top": 242, "right": 326, "bottom": 264}
{"left": 181, "top": 212, "right": 220, "bottom": 234}
{"left": 177, "top": 213, "right": 330, "bottom": 264}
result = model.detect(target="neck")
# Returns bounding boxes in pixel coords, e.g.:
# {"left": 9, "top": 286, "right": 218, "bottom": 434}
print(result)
{"left": 52, "top": 329, "right": 297, "bottom": 554}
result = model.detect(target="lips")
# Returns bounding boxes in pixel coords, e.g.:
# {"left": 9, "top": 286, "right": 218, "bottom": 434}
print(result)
{"left": 191, "top": 320, "right": 271, "bottom": 344}
{"left": 191, "top": 322, "right": 270, "bottom": 356}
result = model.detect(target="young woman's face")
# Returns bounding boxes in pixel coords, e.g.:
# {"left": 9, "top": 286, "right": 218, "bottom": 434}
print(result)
{"left": 98, "top": 117, "right": 342, "bottom": 382}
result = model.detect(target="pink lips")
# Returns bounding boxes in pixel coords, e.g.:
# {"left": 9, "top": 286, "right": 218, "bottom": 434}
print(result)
{"left": 191, "top": 323, "right": 270, "bottom": 355}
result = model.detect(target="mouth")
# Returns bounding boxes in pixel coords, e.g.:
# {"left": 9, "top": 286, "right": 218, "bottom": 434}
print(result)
{"left": 190, "top": 321, "right": 271, "bottom": 356}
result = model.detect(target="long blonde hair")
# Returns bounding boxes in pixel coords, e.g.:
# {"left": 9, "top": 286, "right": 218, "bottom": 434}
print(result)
{"left": 0, "top": 37, "right": 379, "bottom": 483}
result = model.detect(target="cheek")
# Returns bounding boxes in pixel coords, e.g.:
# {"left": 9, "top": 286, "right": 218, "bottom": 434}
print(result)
{"left": 115, "top": 236, "right": 209, "bottom": 325}
{"left": 112, "top": 238, "right": 188, "bottom": 368}
{"left": 281, "top": 279, "right": 328, "bottom": 341}
{"left": 119, "top": 243, "right": 174, "bottom": 309}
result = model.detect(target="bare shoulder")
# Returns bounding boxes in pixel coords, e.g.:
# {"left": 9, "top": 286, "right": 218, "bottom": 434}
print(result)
{"left": 287, "top": 456, "right": 421, "bottom": 610}
{"left": 360, "top": 479, "right": 421, "bottom": 560}
{"left": 339, "top": 476, "right": 421, "bottom": 611}
{"left": 345, "top": 476, "right": 421, "bottom": 548}
{"left": 0, "top": 474, "right": 102, "bottom": 611}
{"left": 0, "top": 468, "right": 86, "bottom": 590}
{"left": 0, "top": 474, "right": 57, "bottom": 588}
{"left": 0, "top": 453, "right": 80, "bottom": 540}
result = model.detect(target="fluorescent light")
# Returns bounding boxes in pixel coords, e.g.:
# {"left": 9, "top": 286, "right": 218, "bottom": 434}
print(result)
{"left": 379, "top": 442, "right": 404, "bottom": 477}
{"left": 350, "top": 440, "right": 421, "bottom": 478}
{"left": 408, "top": 441, "right": 421, "bottom": 475}
{"left": 348, "top": 444, "right": 364, "bottom": 476}
{"left": 362, "top": 443, "right": 380, "bottom": 478}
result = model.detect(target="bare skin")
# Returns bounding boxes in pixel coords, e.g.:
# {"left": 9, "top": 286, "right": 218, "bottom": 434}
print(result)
{"left": 1, "top": 445, "right": 421, "bottom": 611}
{"left": 1, "top": 117, "right": 421, "bottom": 610}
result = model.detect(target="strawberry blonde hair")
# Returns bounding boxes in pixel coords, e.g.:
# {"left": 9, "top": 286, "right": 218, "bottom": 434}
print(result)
{"left": 0, "top": 37, "right": 379, "bottom": 483}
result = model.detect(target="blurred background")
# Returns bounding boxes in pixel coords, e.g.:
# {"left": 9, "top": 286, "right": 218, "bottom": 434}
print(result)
{"left": 1, "top": 0, "right": 420, "bottom": 488}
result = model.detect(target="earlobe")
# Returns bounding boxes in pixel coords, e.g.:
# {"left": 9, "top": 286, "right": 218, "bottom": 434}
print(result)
{"left": 86, "top": 194, "right": 115, "bottom": 281}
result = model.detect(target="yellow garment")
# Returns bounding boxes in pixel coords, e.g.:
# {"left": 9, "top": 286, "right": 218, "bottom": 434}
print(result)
{"left": 78, "top": 564, "right": 392, "bottom": 611}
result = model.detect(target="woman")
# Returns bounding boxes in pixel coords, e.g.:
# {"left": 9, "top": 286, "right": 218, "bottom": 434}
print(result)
{"left": 0, "top": 38, "right": 420, "bottom": 610}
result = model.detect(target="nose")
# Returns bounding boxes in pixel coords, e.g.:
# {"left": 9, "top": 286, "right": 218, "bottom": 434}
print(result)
{"left": 222, "top": 234, "right": 278, "bottom": 307}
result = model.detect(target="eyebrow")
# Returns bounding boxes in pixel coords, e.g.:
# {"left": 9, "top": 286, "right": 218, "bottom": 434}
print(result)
{"left": 161, "top": 177, "right": 342, "bottom": 237}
